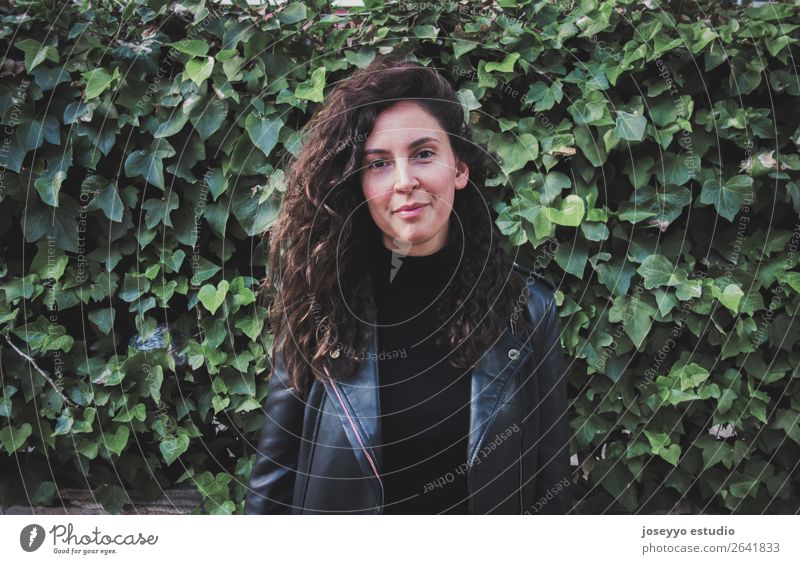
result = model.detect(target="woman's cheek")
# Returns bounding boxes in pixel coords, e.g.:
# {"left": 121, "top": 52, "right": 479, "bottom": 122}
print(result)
{"left": 362, "top": 185, "right": 382, "bottom": 217}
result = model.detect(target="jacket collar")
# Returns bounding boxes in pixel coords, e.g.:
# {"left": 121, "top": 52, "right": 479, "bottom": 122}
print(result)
{"left": 319, "top": 303, "right": 533, "bottom": 496}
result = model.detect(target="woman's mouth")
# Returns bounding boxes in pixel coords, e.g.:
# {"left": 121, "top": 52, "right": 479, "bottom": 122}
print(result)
{"left": 394, "top": 203, "right": 429, "bottom": 218}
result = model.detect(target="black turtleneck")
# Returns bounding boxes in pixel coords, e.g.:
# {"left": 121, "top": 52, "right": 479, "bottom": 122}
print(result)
{"left": 370, "top": 235, "right": 471, "bottom": 515}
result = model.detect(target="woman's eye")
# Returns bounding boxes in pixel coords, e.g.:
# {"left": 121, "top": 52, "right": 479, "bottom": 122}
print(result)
{"left": 366, "top": 151, "right": 433, "bottom": 170}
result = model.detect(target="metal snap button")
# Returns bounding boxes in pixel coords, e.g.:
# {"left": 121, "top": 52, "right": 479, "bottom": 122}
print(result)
{"left": 508, "top": 348, "right": 520, "bottom": 360}
{"left": 330, "top": 349, "right": 340, "bottom": 358}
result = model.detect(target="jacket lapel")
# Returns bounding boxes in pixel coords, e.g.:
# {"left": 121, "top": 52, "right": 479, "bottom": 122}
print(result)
{"left": 319, "top": 321, "right": 384, "bottom": 495}
{"left": 467, "top": 329, "right": 531, "bottom": 467}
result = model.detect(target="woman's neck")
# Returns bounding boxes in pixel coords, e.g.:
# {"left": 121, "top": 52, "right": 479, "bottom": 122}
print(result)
{"left": 370, "top": 232, "right": 463, "bottom": 294}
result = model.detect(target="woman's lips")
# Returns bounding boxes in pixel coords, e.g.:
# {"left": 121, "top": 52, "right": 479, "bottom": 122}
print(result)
{"left": 394, "top": 203, "right": 429, "bottom": 218}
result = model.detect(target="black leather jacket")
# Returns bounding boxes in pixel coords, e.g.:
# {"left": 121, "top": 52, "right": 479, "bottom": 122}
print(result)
{"left": 244, "top": 263, "right": 573, "bottom": 514}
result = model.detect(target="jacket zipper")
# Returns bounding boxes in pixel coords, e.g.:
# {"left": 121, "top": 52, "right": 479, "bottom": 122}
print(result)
{"left": 325, "top": 367, "right": 383, "bottom": 497}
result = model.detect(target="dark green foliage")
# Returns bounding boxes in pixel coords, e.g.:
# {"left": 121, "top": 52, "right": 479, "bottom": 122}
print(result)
{"left": 0, "top": 0, "right": 798, "bottom": 514}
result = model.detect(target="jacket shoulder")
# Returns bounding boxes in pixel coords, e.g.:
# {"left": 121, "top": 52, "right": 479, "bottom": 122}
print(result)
{"left": 510, "top": 260, "right": 557, "bottom": 294}
{"left": 509, "top": 260, "right": 559, "bottom": 332}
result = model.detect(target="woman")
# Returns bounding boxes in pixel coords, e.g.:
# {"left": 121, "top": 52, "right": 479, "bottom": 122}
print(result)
{"left": 244, "top": 55, "right": 572, "bottom": 515}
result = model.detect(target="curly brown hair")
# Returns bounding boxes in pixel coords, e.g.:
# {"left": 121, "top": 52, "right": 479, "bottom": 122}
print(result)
{"left": 259, "top": 54, "right": 533, "bottom": 396}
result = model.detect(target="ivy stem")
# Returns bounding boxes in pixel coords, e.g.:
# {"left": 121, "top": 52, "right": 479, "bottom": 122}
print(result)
{"left": 5, "top": 337, "right": 76, "bottom": 408}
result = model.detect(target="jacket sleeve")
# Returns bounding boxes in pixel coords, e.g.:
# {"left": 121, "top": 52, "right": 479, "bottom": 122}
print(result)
{"left": 244, "top": 349, "right": 305, "bottom": 515}
{"left": 532, "top": 287, "right": 573, "bottom": 514}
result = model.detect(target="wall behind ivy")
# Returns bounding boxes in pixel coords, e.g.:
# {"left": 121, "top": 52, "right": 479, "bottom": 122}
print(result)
{"left": 0, "top": 0, "right": 798, "bottom": 514}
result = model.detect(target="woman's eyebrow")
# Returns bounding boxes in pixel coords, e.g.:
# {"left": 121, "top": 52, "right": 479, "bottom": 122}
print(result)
{"left": 362, "top": 136, "right": 440, "bottom": 156}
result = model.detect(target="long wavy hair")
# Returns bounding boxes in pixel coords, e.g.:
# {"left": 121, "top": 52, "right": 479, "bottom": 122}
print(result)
{"left": 259, "top": 54, "right": 534, "bottom": 395}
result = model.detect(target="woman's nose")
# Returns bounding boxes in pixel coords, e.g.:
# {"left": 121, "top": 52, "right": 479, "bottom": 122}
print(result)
{"left": 393, "top": 158, "right": 419, "bottom": 192}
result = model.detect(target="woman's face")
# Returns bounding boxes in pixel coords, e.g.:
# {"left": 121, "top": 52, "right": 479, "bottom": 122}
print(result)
{"left": 360, "top": 101, "right": 469, "bottom": 257}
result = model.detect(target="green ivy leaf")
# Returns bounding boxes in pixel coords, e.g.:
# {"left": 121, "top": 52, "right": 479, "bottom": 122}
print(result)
{"left": 523, "top": 81, "right": 563, "bottom": 112}
{"left": 614, "top": 111, "right": 647, "bottom": 141}
{"left": 77, "top": 439, "right": 99, "bottom": 459}
{"left": 655, "top": 153, "right": 699, "bottom": 186}
{"left": 699, "top": 175, "right": 754, "bottom": 221}
{"left": 72, "top": 408, "right": 96, "bottom": 434}
{"left": 84, "top": 178, "right": 124, "bottom": 222}
{"left": 638, "top": 254, "right": 686, "bottom": 289}
{"left": 82, "top": 67, "right": 120, "bottom": 100}
{"left": 545, "top": 194, "right": 585, "bottom": 226}
{"left": 24, "top": 204, "right": 79, "bottom": 252}
{"left": 496, "top": 206, "right": 527, "bottom": 246}
{"left": 212, "top": 395, "right": 230, "bottom": 413}
{"left": 644, "top": 430, "right": 681, "bottom": 466}
{"left": 294, "top": 66, "right": 326, "bottom": 102}
{"left": 574, "top": 125, "right": 607, "bottom": 166}
{"left": 629, "top": 183, "right": 691, "bottom": 227}
{"left": 104, "top": 426, "right": 130, "bottom": 456}
{"left": 12, "top": 315, "right": 75, "bottom": 353}
{"left": 728, "top": 475, "right": 760, "bottom": 499}
{"left": 780, "top": 272, "right": 800, "bottom": 294}
{"left": 94, "top": 484, "right": 129, "bottom": 514}
{"left": 52, "top": 413, "right": 74, "bottom": 436}
{"left": 231, "top": 183, "right": 282, "bottom": 237}
{"left": 491, "top": 132, "right": 538, "bottom": 175}
{"left": 246, "top": 114, "right": 283, "bottom": 158}
{"left": 234, "top": 317, "right": 264, "bottom": 341}
{"left": 198, "top": 280, "right": 230, "bottom": 314}
{"left": 112, "top": 403, "right": 146, "bottom": 423}
{"left": 160, "top": 434, "right": 190, "bottom": 466}
{"left": 167, "top": 39, "right": 209, "bottom": 57}
{"left": 452, "top": 40, "right": 477, "bottom": 60}
{"left": 190, "top": 258, "right": 221, "bottom": 286}
{"left": 659, "top": 444, "right": 681, "bottom": 466}
{"left": 553, "top": 237, "right": 588, "bottom": 278}
{"left": 695, "top": 436, "right": 733, "bottom": 470}
{"left": 185, "top": 56, "right": 215, "bottom": 87}
{"left": 124, "top": 141, "right": 175, "bottom": 190}
{"left": 569, "top": 96, "right": 609, "bottom": 126}
{"left": 142, "top": 192, "right": 180, "bottom": 229}
{"left": 277, "top": 2, "right": 307, "bottom": 24}
{"left": 609, "top": 294, "right": 657, "bottom": 349}
{"left": 484, "top": 53, "right": 519, "bottom": 73}
{"left": 0, "top": 423, "right": 33, "bottom": 453}
{"left": 771, "top": 409, "right": 800, "bottom": 446}
{"left": 19, "top": 116, "right": 61, "bottom": 152}
{"left": 154, "top": 111, "right": 189, "bottom": 139}
{"left": 33, "top": 170, "right": 66, "bottom": 207}
{"left": 234, "top": 397, "right": 262, "bottom": 413}
{"left": 189, "top": 98, "right": 228, "bottom": 141}
{"left": 542, "top": 172, "right": 572, "bottom": 204}
{"left": 675, "top": 362, "right": 711, "bottom": 391}
{"left": 715, "top": 283, "right": 744, "bottom": 313}
{"left": 413, "top": 24, "right": 439, "bottom": 40}
{"left": 15, "top": 38, "right": 58, "bottom": 72}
